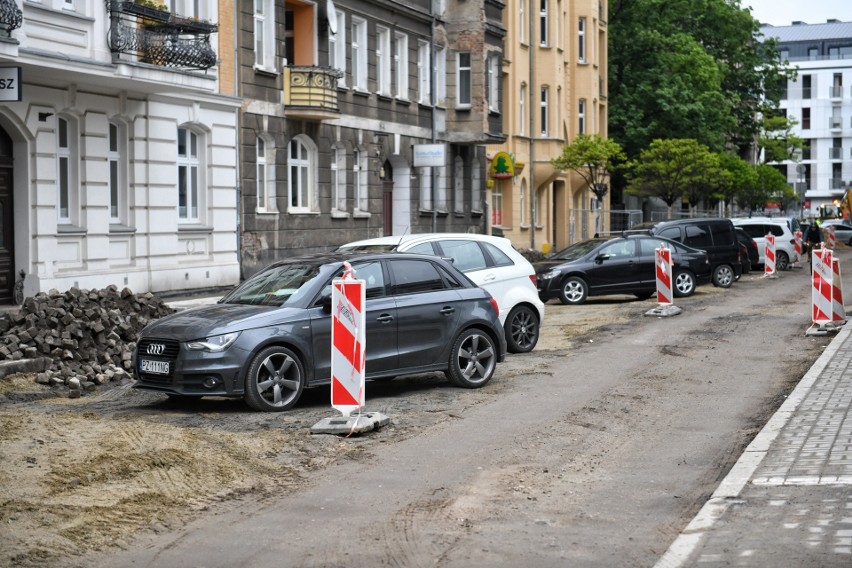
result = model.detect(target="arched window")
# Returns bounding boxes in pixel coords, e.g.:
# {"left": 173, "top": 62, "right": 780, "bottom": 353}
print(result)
{"left": 177, "top": 126, "right": 203, "bottom": 222}
{"left": 288, "top": 135, "right": 317, "bottom": 212}
{"left": 256, "top": 135, "right": 276, "bottom": 212}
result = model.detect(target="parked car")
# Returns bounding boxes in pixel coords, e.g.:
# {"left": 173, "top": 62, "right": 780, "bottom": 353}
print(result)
{"left": 630, "top": 217, "right": 742, "bottom": 288}
{"left": 735, "top": 228, "right": 759, "bottom": 274}
{"left": 731, "top": 218, "right": 800, "bottom": 270}
{"left": 533, "top": 235, "right": 712, "bottom": 305}
{"left": 338, "top": 233, "right": 545, "bottom": 353}
{"left": 818, "top": 220, "right": 852, "bottom": 245}
{"left": 133, "top": 252, "right": 507, "bottom": 412}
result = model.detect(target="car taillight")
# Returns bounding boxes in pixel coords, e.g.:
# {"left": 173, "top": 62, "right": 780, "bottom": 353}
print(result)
{"left": 529, "top": 274, "right": 537, "bottom": 287}
{"left": 789, "top": 239, "right": 796, "bottom": 245}
{"left": 489, "top": 297, "right": 499, "bottom": 316}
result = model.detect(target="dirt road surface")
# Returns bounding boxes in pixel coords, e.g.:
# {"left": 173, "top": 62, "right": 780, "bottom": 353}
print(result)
{"left": 0, "top": 251, "right": 843, "bottom": 568}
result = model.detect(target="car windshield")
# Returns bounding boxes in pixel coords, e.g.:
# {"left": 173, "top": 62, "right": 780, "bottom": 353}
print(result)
{"left": 549, "top": 239, "right": 605, "bottom": 261}
{"left": 221, "top": 263, "right": 323, "bottom": 306}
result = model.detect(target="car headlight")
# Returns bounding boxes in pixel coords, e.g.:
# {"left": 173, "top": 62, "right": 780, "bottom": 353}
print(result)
{"left": 186, "top": 332, "right": 241, "bottom": 352}
{"left": 539, "top": 269, "right": 560, "bottom": 281}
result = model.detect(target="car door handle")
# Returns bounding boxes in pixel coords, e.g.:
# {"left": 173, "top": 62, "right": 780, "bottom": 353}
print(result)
{"left": 376, "top": 314, "right": 394, "bottom": 323}
{"left": 482, "top": 274, "right": 497, "bottom": 282}
{"left": 440, "top": 307, "right": 456, "bottom": 315}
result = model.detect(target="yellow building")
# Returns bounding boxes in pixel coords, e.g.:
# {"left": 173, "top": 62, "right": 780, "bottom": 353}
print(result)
{"left": 492, "top": 0, "right": 608, "bottom": 253}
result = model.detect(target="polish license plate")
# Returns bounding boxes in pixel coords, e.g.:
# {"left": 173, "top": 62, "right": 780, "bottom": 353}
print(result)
{"left": 140, "top": 359, "right": 170, "bottom": 375}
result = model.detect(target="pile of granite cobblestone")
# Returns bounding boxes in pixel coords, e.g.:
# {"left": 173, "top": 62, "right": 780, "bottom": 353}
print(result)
{"left": 0, "top": 286, "right": 174, "bottom": 397}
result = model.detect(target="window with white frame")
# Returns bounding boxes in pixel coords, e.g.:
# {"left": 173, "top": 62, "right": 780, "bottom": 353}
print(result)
{"left": 492, "top": 185, "right": 503, "bottom": 227}
{"left": 420, "top": 167, "right": 432, "bottom": 210}
{"left": 254, "top": 0, "right": 276, "bottom": 71}
{"left": 578, "top": 99, "right": 586, "bottom": 134}
{"left": 108, "top": 121, "right": 126, "bottom": 224}
{"left": 457, "top": 51, "right": 471, "bottom": 107}
{"left": 57, "top": 116, "right": 78, "bottom": 225}
{"left": 519, "top": 179, "right": 526, "bottom": 226}
{"left": 332, "top": 147, "right": 346, "bottom": 211}
{"left": 177, "top": 127, "right": 201, "bottom": 222}
{"left": 351, "top": 17, "right": 368, "bottom": 90}
{"left": 288, "top": 135, "right": 316, "bottom": 212}
{"left": 329, "top": 9, "right": 346, "bottom": 84}
{"left": 540, "top": 87, "right": 549, "bottom": 135}
{"left": 539, "top": 0, "right": 548, "bottom": 46}
{"left": 519, "top": 84, "right": 526, "bottom": 135}
{"left": 256, "top": 136, "right": 276, "bottom": 212}
{"left": 578, "top": 17, "right": 586, "bottom": 62}
{"left": 377, "top": 26, "right": 391, "bottom": 96}
{"left": 418, "top": 39, "right": 431, "bottom": 104}
{"left": 471, "top": 158, "right": 482, "bottom": 213}
{"left": 353, "top": 149, "right": 369, "bottom": 212}
{"left": 436, "top": 46, "right": 447, "bottom": 106}
{"left": 487, "top": 54, "right": 500, "bottom": 112}
{"left": 519, "top": 0, "right": 525, "bottom": 43}
{"left": 454, "top": 156, "right": 464, "bottom": 212}
{"left": 394, "top": 31, "right": 409, "bottom": 99}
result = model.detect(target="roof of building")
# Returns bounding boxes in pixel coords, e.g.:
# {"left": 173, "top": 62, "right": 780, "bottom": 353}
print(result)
{"left": 760, "top": 20, "right": 852, "bottom": 43}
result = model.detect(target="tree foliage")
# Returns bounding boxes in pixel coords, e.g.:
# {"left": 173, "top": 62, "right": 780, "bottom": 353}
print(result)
{"left": 609, "top": 0, "right": 795, "bottom": 166}
{"left": 550, "top": 134, "right": 626, "bottom": 202}
{"left": 759, "top": 113, "right": 805, "bottom": 164}
{"left": 625, "top": 139, "right": 717, "bottom": 216}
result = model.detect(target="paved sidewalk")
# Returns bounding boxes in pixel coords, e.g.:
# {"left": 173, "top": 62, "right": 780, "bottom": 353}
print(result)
{"left": 656, "top": 324, "right": 852, "bottom": 567}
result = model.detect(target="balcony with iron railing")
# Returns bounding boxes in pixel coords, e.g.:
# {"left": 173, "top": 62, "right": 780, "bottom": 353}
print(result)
{"left": 282, "top": 66, "right": 343, "bottom": 120}
{"left": 830, "top": 147, "right": 843, "bottom": 160}
{"left": 0, "top": 0, "right": 22, "bottom": 39}
{"left": 105, "top": 1, "right": 217, "bottom": 70}
{"left": 830, "top": 116, "right": 843, "bottom": 130}
{"left": 830, "top": 85, "right": 844, "bottom": 99}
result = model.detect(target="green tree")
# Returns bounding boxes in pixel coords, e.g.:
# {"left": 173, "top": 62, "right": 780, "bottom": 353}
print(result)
{"left": 625, "top": 139, "right": 715, "bottom": 217}
{"left": 734, "top": 164, "right": 795, "bottom": 213}
{"left": 550, "top": 134, "right": 626, "bottom": 233}
{"left": 758, "top": 113, "right": 805, "bottom": 164}
{"left": 716, "top": 152, "right": 757, "bottom": 214}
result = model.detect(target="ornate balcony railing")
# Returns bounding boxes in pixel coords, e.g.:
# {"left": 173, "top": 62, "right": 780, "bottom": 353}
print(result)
{"left": 105, "top": 1, "right": 218, "bottom": 70}
{"left": 283, "top": 66, "right": 343, "bottom": 120}
{"left": 0, "top": 0, "right": 23, "bottom": 37}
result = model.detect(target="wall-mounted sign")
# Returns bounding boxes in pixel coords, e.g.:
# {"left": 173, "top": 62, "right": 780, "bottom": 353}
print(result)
{"left": 0, "top": 67, "right": 22, "bottom": 102}
{"left": 490, "top": 151, "right": 514, "bottom": 179}
{"left": 413, "top": 144, "right": 446, "bottom": 167}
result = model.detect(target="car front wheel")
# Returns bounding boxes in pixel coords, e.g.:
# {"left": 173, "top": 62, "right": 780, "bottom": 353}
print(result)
{"left": 244, "top": 345, "right": 305, "bottom": 412}
{"left": 776, "top": 251, "right": 790, "bottom": 271}
{"left": 712, "top": 264, "right": 734, "bottom": 288}
{"left": 559, "top": 276, "right": 589, "bottom": 305}
{"left": 445, "top": 328, "right": 497, "bottom": 388}
{"left": 505, "top": 305, "right": 540, "bottom": 353}
{"left": 673, "top": 270, "right": 696, "bottom": 297}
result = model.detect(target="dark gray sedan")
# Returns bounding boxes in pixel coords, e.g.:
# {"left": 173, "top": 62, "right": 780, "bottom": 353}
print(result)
{"left": 133, "top": 252, "right": 507, "bottom": 411}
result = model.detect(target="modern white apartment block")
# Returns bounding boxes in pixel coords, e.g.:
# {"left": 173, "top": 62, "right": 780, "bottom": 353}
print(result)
{"left": 0, "top": 0, "right": 241, "bottom": 304}
{"left": 762, "top": 20, "right": 852, "bottom": 217}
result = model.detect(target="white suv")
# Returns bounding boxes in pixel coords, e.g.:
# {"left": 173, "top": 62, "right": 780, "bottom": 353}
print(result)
{"left": 339, "top": 234, "right": 545, "bottom": 353}
{"left": 731, "top": 218, "right": 800, "bottom": 270}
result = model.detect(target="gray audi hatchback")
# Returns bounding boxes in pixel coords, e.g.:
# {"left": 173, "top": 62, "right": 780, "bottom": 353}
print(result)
{"left": 133, "top": 252, "right": 507, "bottom": 412}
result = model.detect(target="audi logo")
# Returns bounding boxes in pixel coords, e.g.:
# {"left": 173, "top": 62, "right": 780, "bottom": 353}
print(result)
{"left": 146, "top": 343, "right": 166, "bottom": 356}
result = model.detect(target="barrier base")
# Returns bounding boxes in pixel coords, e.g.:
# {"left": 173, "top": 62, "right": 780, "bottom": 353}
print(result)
{"left": 762, "top": 272, "right": 778, "bottom": 279}
{"left": 806, "top": 321, "right": 845, "bottom": 336}
{"left": 644, "top": 304, "right": 682, "bottom": 317}
{"left": 311, "top": 412, "right": 390, "bottom": 435}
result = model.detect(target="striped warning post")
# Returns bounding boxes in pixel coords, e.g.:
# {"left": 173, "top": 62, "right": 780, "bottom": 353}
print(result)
{"left": 655, "top": 243, "right": 673, "bottom": 306}
{"left": 812, "top": 248, "right": 833, "bottom": 325}
{"left": 832, "top": 258, "right": 846, "bottom": 323}
{"left": 764, "top": 233, "right": 776, "bottom": 276}
{"left": 794, "top": 230, "right": 803, "bottom": 267}
{"left": 331, "top": 268, "right": 366, "bottom": 418}
{"left": 825, "top": 225, "right": 836, "bottom": 250}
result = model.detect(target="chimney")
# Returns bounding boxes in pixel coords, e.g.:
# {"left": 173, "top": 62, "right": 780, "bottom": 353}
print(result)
{"left": 826, "top": 19, "right": 840, "bottom": 23}
{"left": 792, "top": 21, "right": 807, "bottom": 25}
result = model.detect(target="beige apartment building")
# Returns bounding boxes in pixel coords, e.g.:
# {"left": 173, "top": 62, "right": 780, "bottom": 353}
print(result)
{"left": 493, "top": 0, "right": 608, "bottom": 253}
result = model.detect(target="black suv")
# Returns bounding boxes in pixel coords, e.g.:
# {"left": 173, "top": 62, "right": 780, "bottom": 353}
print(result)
{"left": 631, "top": 218, "right": 742, "bottom": 288}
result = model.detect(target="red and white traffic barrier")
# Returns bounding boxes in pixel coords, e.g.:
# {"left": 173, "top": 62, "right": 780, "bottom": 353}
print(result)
{"left": 764, "top": 233, "right": 776, "bottom": 277}
{"left": 794, "top": 230, "right": 803, "bottom": 267}
{"left": 825, "top": 225, "right": 836, "bottom": 250}
{"left": 812, "top": 248, "right": 833, "bottom": 326}
{"left": 655, "top": 243, "right": 673, "bottom": 306}
{"left": 832, "top": 257, "right": 846, "bottom": 323}
{"left": 331, "top": 263, "right": 366, "bottom": 417}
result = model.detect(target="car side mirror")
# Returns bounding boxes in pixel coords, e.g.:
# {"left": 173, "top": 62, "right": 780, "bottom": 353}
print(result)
{"left": 319, "top": 294, "right": 332, "bottom": 314}
{"left": 595, "top": 254, "right": 611, "bottom": 263}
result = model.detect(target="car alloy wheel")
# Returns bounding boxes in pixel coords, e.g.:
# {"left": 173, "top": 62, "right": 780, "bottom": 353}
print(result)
{"left": 776, "top": 251, "right": 790, "bottom": 271}
{"left": 244, "top": 345, "right": 305, "bottom": 412}
{"left": 559, "top": 276, "right": 588, "bottom": 305}
{"left": 505, "top": 305, "right": 540, "bottom": 353}
{"left": 673, "top": 270, "right": 696, "bottom": 297}
{"left": 712, "top": 265, "right": 734, "bottom": 288}
{"left": 446, "top": 328, "right": 497, "bottom": 388}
